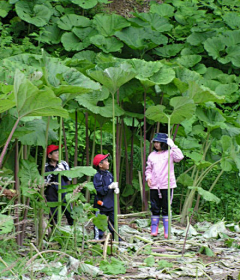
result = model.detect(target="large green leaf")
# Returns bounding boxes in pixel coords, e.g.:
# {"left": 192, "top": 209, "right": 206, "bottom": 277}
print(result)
{"left": 13, "top": 70, "right": 68, "bottom": 118}
{"left": 177, "top": 55, "right": 202, "bottom": 68}
{"left": 223, "top": 12, "right": 240, "bottom": 29}
{"left": 93, "top": 13, "right": 130, "bottom": 36}
{"left": 115, "top": 26, "right": 166, "bottom": 50}
{"left": 15, "top": 0, "right": 53, "bottom": 27}
{"left": 153, "top": 44, "right": 184, "bottom": 58}
{"left": 70, "top": 0, "right": 98, "bottom": 9}
{"left": 149, "top": 66, "right": 176, "bottom": 85}
{"left": 45, "top": 166, "right": 96, "bottom": 179}
{"left": 0, "top": 214, "right": 14, "bottom": 234}
{"left": 196, "top": 107, "right": 226, "bottom": 129}
{"left": 57, "top": 14, "right": 91, "bottom": 31}
{"left": 187, "top": 81, "right": 225, "bottom": 104}
{"left": 40, "top": 24, "right": 63, "bottom": 44}
{"left": 18, "top": 159, "right": 44, "bottom": 187}
{"left": 128, "top": 59, "right": 162, "bottom": 84}
{"left": 76, "top": 95, "right": 125, "bottom": 117}
{"left": 0, "top": 1, "right": 11, "bottom": 18}
{"left": 204, "top": 37, "right": 226, "bottom": 59}
{"left": 61, "top": 32, "right": 90, "bottom": 51}
{"left": 87, "top": 63, "right": 136, "bottom": 94}
{"left": 189, "top": 186, "right": 220, "bottom": 204}
{"left": 145, "top": 96, "right": 195, "bottom": 124}
{"left": 90, "top": 35, "right": 123, "bottom": 53}
{"left": 18, "top": 119, "right": 58, "bottom": 147}
{"left": 134, "top": 13, "right": 173, "bottom": 32}
{"left": 150, "top": 3, "right": 175, "bottom": 18}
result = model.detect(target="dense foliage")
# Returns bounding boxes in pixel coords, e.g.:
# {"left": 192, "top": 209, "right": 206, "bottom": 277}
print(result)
{"left": 1, "top": 0, "right": 240, "bottom": 243}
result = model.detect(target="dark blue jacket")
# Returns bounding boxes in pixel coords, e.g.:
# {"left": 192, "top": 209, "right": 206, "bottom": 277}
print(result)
{"left": 45, "top": 161, "right": 70, "bottom": 202}
{"left": 93, "top": 169, "right": 114, "bottom": 211}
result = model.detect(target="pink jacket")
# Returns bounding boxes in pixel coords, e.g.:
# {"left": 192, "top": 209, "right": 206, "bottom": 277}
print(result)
{"left": 145, "top": 145, "right": 184, "bottom": 190}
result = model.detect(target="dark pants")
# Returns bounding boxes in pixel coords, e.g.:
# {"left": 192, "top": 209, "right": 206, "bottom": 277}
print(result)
{"left": 49, "top": 205, "right": 73, "bottom": 226}
{"left": 45, "top": 186, "right": 73, "bottom": 226}
{"left": 150, "top": 189, "right": 173, "bottom": 216}
{"left": 95, "top": 210, "right": 114, "bottom": 240}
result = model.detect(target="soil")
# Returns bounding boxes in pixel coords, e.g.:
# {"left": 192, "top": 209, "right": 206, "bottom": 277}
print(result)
{"left": 105, "top": 0, "right": 163, "bottom": 18}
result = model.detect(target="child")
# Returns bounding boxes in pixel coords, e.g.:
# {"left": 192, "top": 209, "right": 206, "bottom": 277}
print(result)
{"left": 45, "top": 144, "right": 73, "bottom": 226}
{"left": 145, "top": 133, "right": 184, "bottom": 238}
{"left": 93, "top": 154, "right": 119, "bottom": 240}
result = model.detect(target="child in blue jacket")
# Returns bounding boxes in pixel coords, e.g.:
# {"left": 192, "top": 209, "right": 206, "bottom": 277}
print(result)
{"left": 93, "top": 154, "right": 119, "bottom": 240}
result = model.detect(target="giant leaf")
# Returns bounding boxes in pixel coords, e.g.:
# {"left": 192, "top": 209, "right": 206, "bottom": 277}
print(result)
{"left": 57, "top": 14, "right": 91, "bottom": 31}
{"left": 90, "top": 35, "right": 123, "bottom": 53}
{"left": 61, "top": 32, "right": 90, "bottom": 51}
{"left": 45, "top": 166, "right": 96, "bottom": 179}
{"left": 87, "top": 63, "right": 136, "bottom": 94}
{"left": 93, "top": 13, "right": 130, "bottom": 36}
{"left": 15, "top": 0, "right": 53, "bottom": 27}
{"left": 18, "top": 159, "right": 44, "bottom": 188}
{"left": 70, "top": 0, "right": 98, "bottom": 9}
{"left": 18, "top": 119, "right": 58, "bottom": 147}
{"left": 0, "top": 1, "right": 11, "bottom": 18}
{"left": 154, "top": 44, "right": 184, "bottom": 58}
{"left": 187, "top": 81, "right": 225, "bottom": 104}
{"left": 0, "top": 214, "right": 14, "bottom": 234}
{"left": 150, "top": 3, "right": 175, "bottom": 18}
{"left": 196, "top": 107, "right": 226, "bottom": 129}
{"left": 145, "top": 96, "right": 195, "bottom": 124}
{"left": 13, "top": 70, "right": 68, "bottom": 118}
{"left": 204, "top": 37, "right": 226, "bottom": 59}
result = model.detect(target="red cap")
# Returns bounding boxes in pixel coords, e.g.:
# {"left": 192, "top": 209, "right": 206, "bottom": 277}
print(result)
{"left": 47, "top": 145, "right": 60, "bottom": 156}
{"left": 93, "top": 154, "right": 109, "bottom": 167}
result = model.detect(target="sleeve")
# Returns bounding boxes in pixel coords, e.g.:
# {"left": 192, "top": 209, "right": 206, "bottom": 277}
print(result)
{"left": 61, "top": 160, "right": 72, "bottom": 181}
{"left": 93, "top": 173, "right": 109, "bottom": 196}
{"left": 145, "top": 155, "right": 153, "bottom": 181}
{"left": 171, "top": 145, "right": 184, "bottom": 162}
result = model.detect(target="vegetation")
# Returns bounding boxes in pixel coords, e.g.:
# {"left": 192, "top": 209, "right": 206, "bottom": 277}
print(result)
{"left": 1, "top": 0, "right": 240, "bottom": 278}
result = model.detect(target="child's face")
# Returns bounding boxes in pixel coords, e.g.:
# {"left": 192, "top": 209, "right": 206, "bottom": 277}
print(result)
{"left": 154, "top": 141, "right": 161, "bottom": 151}
{"left": 99, "top": 158, "right": 109, "bottom": 170}
{"left": 48, "top": 150, "right": 59, "bottom": 162}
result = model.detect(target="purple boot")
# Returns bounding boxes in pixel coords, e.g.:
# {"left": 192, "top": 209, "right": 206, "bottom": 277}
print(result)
{"left": 151, "top": 216, "right": 160, "bottom": 236}
{"left": 162, "top": 216, "right": 169, "bottom": 239}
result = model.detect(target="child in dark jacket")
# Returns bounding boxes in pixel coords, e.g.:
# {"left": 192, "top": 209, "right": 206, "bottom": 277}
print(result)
{"left": 45, "top": 144, "right": 73, "bottom": 226}
{"left": 93, "top": 154, "right": 119, "bottom": 240}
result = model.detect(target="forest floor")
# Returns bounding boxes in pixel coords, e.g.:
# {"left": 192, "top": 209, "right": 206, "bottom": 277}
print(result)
{"left": 2, "top": 212, "right": 240, "bottom": 280}
{"left": 104, "top": 0, "right": 163, "bottom": 17}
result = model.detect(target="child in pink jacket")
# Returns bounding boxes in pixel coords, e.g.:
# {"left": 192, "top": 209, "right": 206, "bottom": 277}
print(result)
{"left": 145, "top": 133, "right": 184, "bottom": 238}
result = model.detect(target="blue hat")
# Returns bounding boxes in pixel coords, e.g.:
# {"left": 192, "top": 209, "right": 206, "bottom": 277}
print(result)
{"left": 151, "top": 133, "right": 167, "bottom": 143}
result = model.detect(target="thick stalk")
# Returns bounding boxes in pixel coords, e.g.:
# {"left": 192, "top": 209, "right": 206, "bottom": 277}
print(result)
{"left": 129, "top": 118, "right": 134, "bottom": 183}
{"left": 142, "top": 90, "right": 148, "bottom": 211}
{"left": 112, "top": 93, "right": 118, "bottom": 241}
{"left": 73, "top": 110, "right": 78, "bottom": 184}
{"left": 85, "top": 112, "right": 90, "bottom": 202}
{"left": 57, "top": 117, "right": 63, "bottom": 223}
{"left": 14, "top": 139, "right": 21, "bottom": 246}
{"left": 62, "top": 119, "right": 69, "bottom": 163}
{"left": 167, "top": 118, "right": 171, "bottom": 239}
{"left": 0, "top": 117, "right": 20, "bottom": 168}
{"left": 39, "top": 117, "right": 50, "bottom": 246}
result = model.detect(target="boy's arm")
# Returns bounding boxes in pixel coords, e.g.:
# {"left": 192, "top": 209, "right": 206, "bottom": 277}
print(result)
{"left": 93, "top": 174, "right": 109, "bottom": 196}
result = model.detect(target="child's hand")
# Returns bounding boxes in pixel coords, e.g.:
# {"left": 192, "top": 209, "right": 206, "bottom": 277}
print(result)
{"left": 55, "top": 162, "right": 65, "bottom": 171}
{"left": 167, "top": 138, "right": 174, "bottom": 147}
{"left": 108, "top": 182, "right": 118, "bottom": 189}
{"left": 147, "top": 179, "right": 151, "bottom": 187}
{"left": 114, "top": 187, "right": 120, "bottom": 194}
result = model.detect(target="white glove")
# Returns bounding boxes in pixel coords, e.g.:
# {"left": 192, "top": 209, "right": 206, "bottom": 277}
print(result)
{"left": 114, "top": 187, "right": 120, "bottom": 195}
{"left": 167, "top": 138, "right": 174, "bottom": 148}
{"left": 55, "top": 162, "right": 65, "bottom": 171}
{"left": 108, "top": 182, "right": 118, "bottom": 189}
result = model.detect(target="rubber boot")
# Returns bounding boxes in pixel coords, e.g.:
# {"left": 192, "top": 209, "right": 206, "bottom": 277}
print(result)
{"left": 162, "top": 216, "right": 169, "bottom": 239}
{"left": 151, "top": 216, "right": 160, "bottom": 236}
